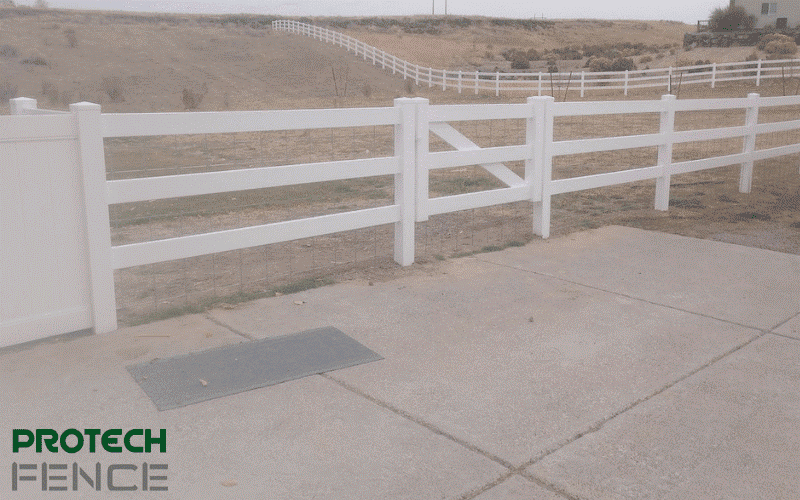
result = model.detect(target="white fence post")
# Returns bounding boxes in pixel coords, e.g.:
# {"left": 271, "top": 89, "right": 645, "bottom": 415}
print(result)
{"left": 415, "top": 98, "right": 430, "bottom": 223}
{"left": 70, "top": 102, "right": 117, "bottom": 333}
{"left": 580, "top": 71, "right": 585, "bottom": 98}
{"left": 624, "top": 70, "right": 629, "bottom": 96}
{"left": 495, "top": 70, "right": 500, "bottom": 97}
{"left": 531, "top": 96, "right": 555, "bottom": 238}
{"left": 442, "top": 69, "right": 447, "bottom": 91}
{"left": 538, "top": 72, "right": 542, "bottom": 96}
{"left": 667, "top": 67, "right": 673, "bottom": 92}
{"left": 474, "top": 71, "right": 479, "bottom": 95}
{"left": 428, "top": 67, "right": 432, "bottom": 88}
{"left": 9, "top": 97, "right": 37, "bottom": 114}
{"left": 711, "top": 62, "right": 717, "bottom": 89}
{"left": 458, "top": 70, "right": 462, "bottom": 94}
{"left": 739, "top": 93, "right": 760, "bottom": 193}
{"left": 393, "top": 98, "right": 418, "bottom": 266}
{"left": 655, "top": 94, "right": 676, "bottom": 211}
{"left": 756, "top": 60, "right": 762, "bottom": 86}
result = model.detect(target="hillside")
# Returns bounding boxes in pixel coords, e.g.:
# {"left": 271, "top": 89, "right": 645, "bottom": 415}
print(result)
{"left": 0, "top": 9, "right": 785, "bottom": 114}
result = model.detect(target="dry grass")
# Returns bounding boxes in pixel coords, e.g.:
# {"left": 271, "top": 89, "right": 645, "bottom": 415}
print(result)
{"left": 1, "top": 9, "right": 798, "bottom": 325}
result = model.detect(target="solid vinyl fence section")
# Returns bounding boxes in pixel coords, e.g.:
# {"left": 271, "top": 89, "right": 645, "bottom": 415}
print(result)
{"left": 272, "top": 19, "right": 800, "bottom": 97}
{"left": 2, "top": 93, "right": 799, "bottom": 346}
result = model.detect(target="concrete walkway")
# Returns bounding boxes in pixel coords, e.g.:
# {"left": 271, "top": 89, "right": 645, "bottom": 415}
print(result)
{"left": 2, "top": 226, "right": 799, "bottom": 499}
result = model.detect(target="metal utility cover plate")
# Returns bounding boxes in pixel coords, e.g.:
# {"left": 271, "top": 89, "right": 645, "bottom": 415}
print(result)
{"left": 127, "top": 327, "right": 382, "bottom": 410}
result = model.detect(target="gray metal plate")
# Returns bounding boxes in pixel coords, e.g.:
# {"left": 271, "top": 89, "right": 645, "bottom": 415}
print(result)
{"left": 126, "top": 327, "right": 382, "bottom": 410}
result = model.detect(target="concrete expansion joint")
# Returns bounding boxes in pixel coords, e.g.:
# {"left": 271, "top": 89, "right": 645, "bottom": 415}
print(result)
{"left": 203, "top": 312, "right": 255, "bottom": 340}
{"left": 473, "top": 257, "right": 766, "bottom": 332}
{"left": 320, "top": 369, "right": 583, "bottom": 500}
{"left": 769, "top": 331, "right": 800, "bottom": 342}
{"left": 769, "top": 310, "right": 800, "bottom": 333}
{"left": 454, "top": 470, "right": 517, "bottom": 500}
{"left": 318, "top": 372, "right": 517, "bottom": 468}
{"left": 518, "top": 332, "right": 766, "bottom": 470}
{"left": 517, "top": 470, "right": 584, "bottom": 500}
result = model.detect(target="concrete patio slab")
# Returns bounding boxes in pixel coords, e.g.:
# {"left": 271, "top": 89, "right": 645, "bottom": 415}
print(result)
{"left": 2, "top": 226, "right": 797, "bottom": 499}
{"left": 477, "top": 226, "right": 800, "bottom": 330}
{"left": 774, "top": 313, "right": 800, "bottom": 340}
{"left": 209, "top": 256, "right": 760, "bottom": 466}
{"left": 2, "top": 326, "right": 505, "bottom": 499}
{"left": 471, "top": 474, "right": 567, "bottom": 500}
{"left": 527, "top": 334, "right": 800, "bottom": 499}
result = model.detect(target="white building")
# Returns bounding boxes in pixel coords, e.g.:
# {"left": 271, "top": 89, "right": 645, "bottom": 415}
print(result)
{"left": 730, "top": 0, "right": 800, "bottom": 29}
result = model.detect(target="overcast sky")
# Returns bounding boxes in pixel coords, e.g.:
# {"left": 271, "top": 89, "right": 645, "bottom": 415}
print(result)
{"left": 39, "top": 0, "right": 728, "bottom": 25}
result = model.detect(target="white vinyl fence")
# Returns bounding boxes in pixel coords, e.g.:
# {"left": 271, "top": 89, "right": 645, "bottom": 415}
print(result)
{"left": 2, "top": 93, "right": 799, "bottom": 347}
{"left": 273, "top": 19, "right": 800, "bottom": 97}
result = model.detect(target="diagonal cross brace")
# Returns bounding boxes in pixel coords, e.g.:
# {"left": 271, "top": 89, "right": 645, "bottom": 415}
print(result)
{"left": 429, "top": 122, "right": 526, "bottom": 187}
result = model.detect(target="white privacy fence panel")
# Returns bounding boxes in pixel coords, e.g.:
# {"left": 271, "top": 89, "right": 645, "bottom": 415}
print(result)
{"left": 3, "top": 92, "right": 799, "bottom": 346}
{"left": 1, "top": 100, "right": 103, "bottom": 347}
{"left": 273, "top": 19, "right": 800, "bottom": 97}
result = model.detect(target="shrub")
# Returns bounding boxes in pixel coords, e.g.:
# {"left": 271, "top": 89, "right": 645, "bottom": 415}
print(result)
{"left": 709, "top": 5, "right": 755, "bottom": 32}
{"left": 526, "top": 48, "right": 540, "bottom": 61}
{"left": 551, "top": 46, "right": 582, "bottom": 60}
{"left": 0, "top": 80, "right": 17, "bottom": 101}
{"left": 758, "top": 33, "right": 792, "bottom": 50}
{"left": 588, "top": 57, "right": 612, "bottom": 72}
{"left": 546, "top": 58, "right": 558, "bottom": 73}
{"left": 764, "top": 37, "right": 797, "bottom": 56}
{"left": 20, "top": 55, "right": 48, "bottom": 66}
{"left": 101, "top": 76, "right": 124, "bottom": 103}
{"left": 511, "top": 53, "right": 530, "bottom": 69}
{"left": 41, "top": 80, "right": 59, "bottom": 105}
{"left": 745, "top": 51, "right": 759, "bottom": 62}
{"left": 64, "top": 28, "right": 77, "bottom": 48}
{"left": 0, "top": 44, "right": 17, "bottom": 58}
{"left": 610, "top": 57, "right": 636, "bottom": 72}
{"left": 588, "top": 57, "right": 637, "bottom": 73}
{"left": 640, "top": 55, "right": 653, "bottom": 64}
{"left": 182, "top": 82, "right": 207, "bottom": 109}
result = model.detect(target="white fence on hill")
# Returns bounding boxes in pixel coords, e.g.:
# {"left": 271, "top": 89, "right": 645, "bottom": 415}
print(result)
{"left": 2, "top": 93, "right": 799, "bottom": 347}
{"left": 272, "top": 19, "right": 800, "bottom": 97}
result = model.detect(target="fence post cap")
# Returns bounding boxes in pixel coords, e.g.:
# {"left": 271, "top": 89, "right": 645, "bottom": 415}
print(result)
{"left": 747, "top": 92, "right": 760, "bottom": 99}
{"left": 10, "top": 97, "right": 37, "bottom": 105}
{"left": 661, "top": 94, "right": 677, "bottom": 100}
{"left": 70, "top": 102, "right": 101, "bottom": 111}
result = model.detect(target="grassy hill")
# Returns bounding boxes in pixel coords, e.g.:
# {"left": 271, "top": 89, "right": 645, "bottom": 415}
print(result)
{"left": 0, "top": 8, "right": 784, "bottom": 114}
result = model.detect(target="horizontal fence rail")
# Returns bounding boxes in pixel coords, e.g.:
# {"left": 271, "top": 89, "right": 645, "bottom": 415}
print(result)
{"left": 273, "top": 19, "right": 800, "bottom": 97}
{"left": 4, "top": 92, "right": 800, "bottom": 345}
{"left": 101, "top": 103, "right": 416, "bottom": 272}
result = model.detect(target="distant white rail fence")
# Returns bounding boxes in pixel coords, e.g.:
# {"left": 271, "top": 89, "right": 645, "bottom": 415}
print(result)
{"left": 2, "top": 92, "right": 799, "bottom": 347}
{"left": 272, "top": 19, "right": 800, "bottom": 97}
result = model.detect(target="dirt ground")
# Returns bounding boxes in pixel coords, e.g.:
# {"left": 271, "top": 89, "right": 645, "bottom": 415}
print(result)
{"left": 1, "top": 9, "right": 797, "bottom": 326}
